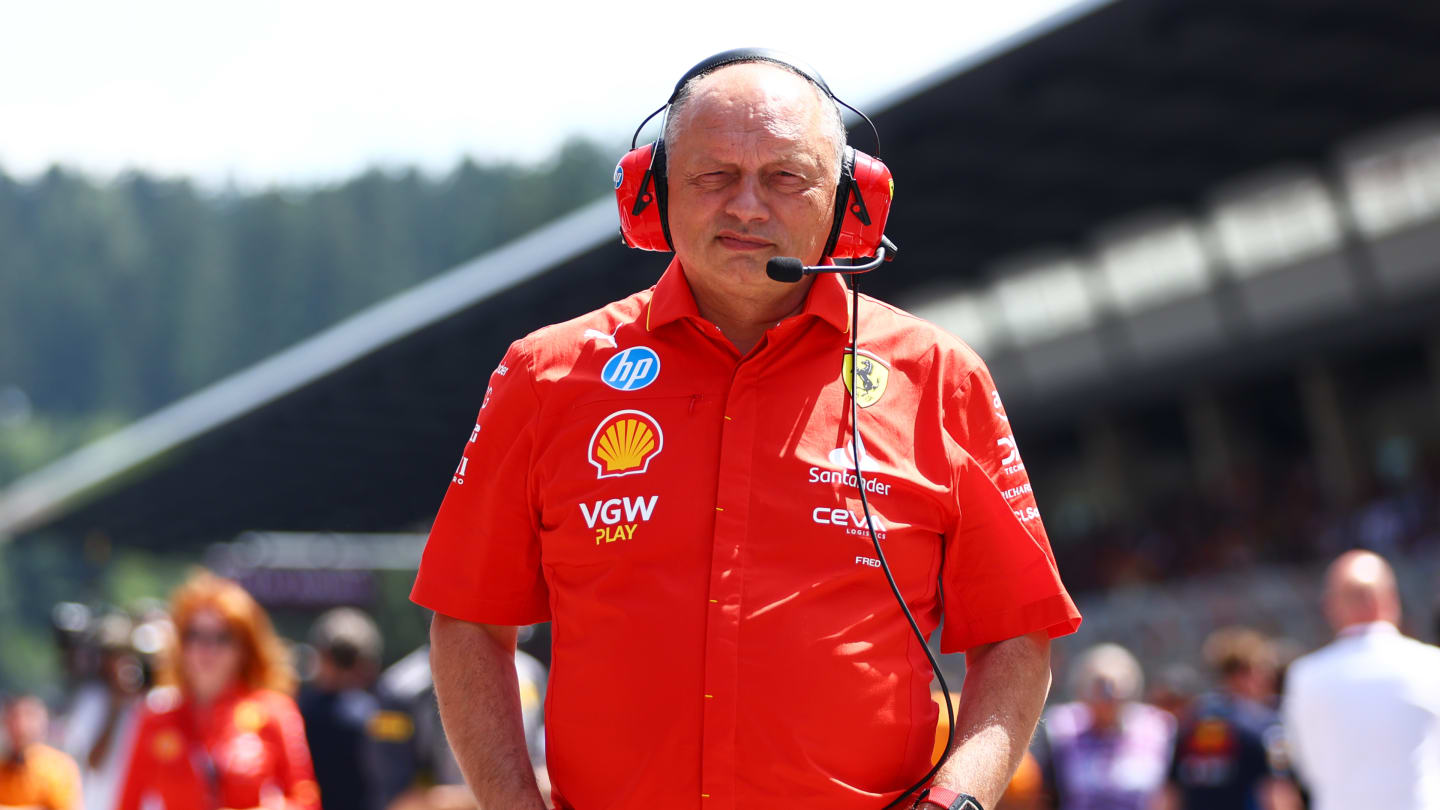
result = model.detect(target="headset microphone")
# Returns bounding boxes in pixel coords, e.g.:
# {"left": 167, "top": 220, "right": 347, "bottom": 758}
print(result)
{"left": 765, "top": 238, "right": 899, "bottom": 283}
{"left": 764, "top": 256, "right": 807, "bottom": 283}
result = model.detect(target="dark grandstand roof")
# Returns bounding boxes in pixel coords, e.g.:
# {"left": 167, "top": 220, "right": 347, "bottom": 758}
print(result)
{"left": 5, "top": 0, "right": 1440, "bottom": 548}
{"left": 873, "top": 0, "right": 1440, "bottom": 283}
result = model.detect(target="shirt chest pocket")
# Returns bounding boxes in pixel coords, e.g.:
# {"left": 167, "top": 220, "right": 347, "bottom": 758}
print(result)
{"left": 535, "top": 394, "right": 722, "bottom": 573}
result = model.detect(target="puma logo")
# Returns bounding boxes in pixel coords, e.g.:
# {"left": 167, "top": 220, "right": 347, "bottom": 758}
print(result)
{"left": 583, "top": 327, "right": 619, "bottom": 349}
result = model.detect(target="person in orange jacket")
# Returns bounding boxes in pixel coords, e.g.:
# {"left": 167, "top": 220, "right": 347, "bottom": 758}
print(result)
{"left": 116, "top": 571, "right": 319, "bottom": 810}
{"left": 0, "top": 692, "right": 82, "bottom": 810}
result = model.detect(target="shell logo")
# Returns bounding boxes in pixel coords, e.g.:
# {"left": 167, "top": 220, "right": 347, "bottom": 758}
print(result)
{"left": 234, "top": 700, "right": 267, "bottom": 732}
{"left": 152, "top": 729, "right": 183, "bottom": 762}
{"left": 588, "top": 409, "right": 663, "bottom": 478}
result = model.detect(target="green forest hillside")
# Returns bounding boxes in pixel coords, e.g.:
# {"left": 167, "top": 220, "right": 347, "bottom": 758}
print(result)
{"left": 0, "top": 137, "right": 617, "bottom": 485}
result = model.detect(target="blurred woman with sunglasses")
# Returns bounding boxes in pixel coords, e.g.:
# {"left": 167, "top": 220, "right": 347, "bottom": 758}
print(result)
{"left": 116, "top": 571, "right": 319, "bottom": 810}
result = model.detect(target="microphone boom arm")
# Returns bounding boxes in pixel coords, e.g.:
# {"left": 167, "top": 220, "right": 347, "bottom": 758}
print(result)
{"left": 766, "top": 238, "right": 897, "bottom": 284}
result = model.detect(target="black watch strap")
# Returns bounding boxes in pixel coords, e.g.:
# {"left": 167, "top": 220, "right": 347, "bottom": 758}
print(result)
{"left": 913, "top": 787, "right": 984, "bottom": 810}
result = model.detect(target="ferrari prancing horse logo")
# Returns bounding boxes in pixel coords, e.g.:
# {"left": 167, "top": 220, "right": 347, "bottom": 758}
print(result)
{"left": 842, "top": 351, "right": 889, "bottom": 408}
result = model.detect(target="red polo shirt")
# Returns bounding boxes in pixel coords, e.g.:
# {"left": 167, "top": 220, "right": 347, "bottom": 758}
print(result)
{"left": 411, "top": 259, "right": 1080, "bottom": 809}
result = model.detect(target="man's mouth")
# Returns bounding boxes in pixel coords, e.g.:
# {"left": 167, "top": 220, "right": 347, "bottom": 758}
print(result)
{"left": 715, "top": 232, "right": 772, "bottom": 252}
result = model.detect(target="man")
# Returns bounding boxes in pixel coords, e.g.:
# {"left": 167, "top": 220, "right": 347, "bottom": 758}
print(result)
{"left": 298, "top": 608, "right": 386, "bottom": 810}
{"left": 0, "top": 694, "right": 81, "bottom": 810}
{"left": 1162, "top": 628, "right": 1298, "bottom": 810}
{"left": 1035, "top": 643, "right": 1173, "bottom": 810}
{"left": 1282, "top": 550, "right": 1440, "bottom": 810}
{"left": 412, "top": 50, "right": 1080, "bottom": 810}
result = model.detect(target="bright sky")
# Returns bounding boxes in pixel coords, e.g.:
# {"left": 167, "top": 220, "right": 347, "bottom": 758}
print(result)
{"left": 3, "top": 0, "right": 1082, "bottom": 188}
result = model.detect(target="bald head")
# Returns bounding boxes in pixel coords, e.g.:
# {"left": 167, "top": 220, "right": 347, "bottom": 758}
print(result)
{"left": 1324, "top": 550, "right": 1401, "bottom": 632}
{"left": 664, "top": 61, "right": 847, "bottom": 179}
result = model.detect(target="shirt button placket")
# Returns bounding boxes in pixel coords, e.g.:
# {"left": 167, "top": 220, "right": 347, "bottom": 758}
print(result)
{"left": 700, "top": 364, "right": 756, "bottom": 810}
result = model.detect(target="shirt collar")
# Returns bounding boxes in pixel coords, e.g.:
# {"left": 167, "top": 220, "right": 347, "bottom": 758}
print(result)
{"left": 645, "top": 257, "right": 851, "bottom": 335}
{"left": 1337, "top": 620, "right": 1399, "bottom": 639}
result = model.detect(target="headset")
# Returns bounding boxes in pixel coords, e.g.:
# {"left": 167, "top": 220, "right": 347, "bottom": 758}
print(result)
{"left": 614, "top": 50, "right": 958, "bottom": 810}
{"left": 613, "top": 47, "right": 895, "bottom": 264}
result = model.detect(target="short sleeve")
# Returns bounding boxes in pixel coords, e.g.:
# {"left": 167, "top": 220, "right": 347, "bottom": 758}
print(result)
{"left": 1241, "top": 725, "right": 1274, "bottom": 784}
{"left": 1278, "top": 670, "right": 1310, "bottom": 784}
{"left": 938, "top": 361, "right": 1081, "bottom": 653}
{"left": 260, "top": 692, "right": 321, "bottom": 810}
{"left": 411, "top": 339, "right": 549, "bottom": 625}
{"left": 46, "top": 747, "right": 82, "bottom": 810}
{"left": 115, "top": 710, "right": 156, "bottom": 810}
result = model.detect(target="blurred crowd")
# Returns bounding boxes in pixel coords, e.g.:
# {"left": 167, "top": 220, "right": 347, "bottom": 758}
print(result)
{"left": 943, "top": 625, "right": 1300, "bottom": 810}
{"left": 0, "top": 571, "right": 548, "bottom": 810}
{"left": 1054, "top": 448, "right": 1440, "bottom": 595}
{"left": 982, "top": 549, "right": 1440, "bottom": 810}
{"left": 5, "top": 547, "right": 1436, "bottom": 810}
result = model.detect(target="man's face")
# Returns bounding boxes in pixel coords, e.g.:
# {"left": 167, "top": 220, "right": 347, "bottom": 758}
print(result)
{"left": 665, "top": 63, "right": 839, "bottom": 292}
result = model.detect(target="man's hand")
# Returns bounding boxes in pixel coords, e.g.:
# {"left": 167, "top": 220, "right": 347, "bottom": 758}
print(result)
{"left": 429, "top": 615, "right": 547, "bottom": 810}
{"left": 925, "top": 630, "right": 1052, "bottom": 809}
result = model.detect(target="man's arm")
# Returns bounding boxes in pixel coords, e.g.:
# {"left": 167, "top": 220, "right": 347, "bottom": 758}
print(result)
{"left": 429, "top": 615, "right": 546, "bottom": 810}
{"left": 926, "top": 631, "right": 1051, "bottom": 809}
{"left": 1277, "top": 672, "right": 1308, "bottom": 792}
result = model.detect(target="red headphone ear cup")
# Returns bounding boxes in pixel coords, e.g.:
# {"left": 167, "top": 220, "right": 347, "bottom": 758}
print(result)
{"left": 615, "top": 142, "right": 671, "bottom": 252}
{"left": 828, "top": 150, "right": 893, "bottom": 260}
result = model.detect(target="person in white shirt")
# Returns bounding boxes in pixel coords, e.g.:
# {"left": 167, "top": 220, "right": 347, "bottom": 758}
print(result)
{"left": 1282, "top": 550, "right": 1440, "bottom": 810}
{"left": 58, "top": 613, "right": 143, "bottom": 810}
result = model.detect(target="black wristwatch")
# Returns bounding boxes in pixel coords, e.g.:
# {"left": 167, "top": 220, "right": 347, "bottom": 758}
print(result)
{"left": 913, "top": 786, "right": 983, "bottom": 810}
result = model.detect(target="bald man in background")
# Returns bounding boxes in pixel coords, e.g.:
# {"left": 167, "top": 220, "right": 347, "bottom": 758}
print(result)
{"left": 1281, "top": 551, "right": 1440, "bottom": 810}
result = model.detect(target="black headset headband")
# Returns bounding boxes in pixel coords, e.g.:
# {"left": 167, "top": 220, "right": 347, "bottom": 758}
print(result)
{"left": 631, "top": 48, "right": 862, "bottom": 151}
{"left": 624, "top": 48, "right": 883, "bottom": 255}
{"left": 667, "top": 47, "right": 836, "bottom": 104}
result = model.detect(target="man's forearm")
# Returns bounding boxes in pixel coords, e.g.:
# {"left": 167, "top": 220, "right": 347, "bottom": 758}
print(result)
{"left": 930, "top": 631, "right": 1051, "bottom": 809}
{"left": 430, "top": 615, "right": 546, "bottom": 810}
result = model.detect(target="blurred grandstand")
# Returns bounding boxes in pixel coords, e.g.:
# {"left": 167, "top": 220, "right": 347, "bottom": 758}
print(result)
{"left": 3, "top": 0, "right": 1440, "bottom": 689}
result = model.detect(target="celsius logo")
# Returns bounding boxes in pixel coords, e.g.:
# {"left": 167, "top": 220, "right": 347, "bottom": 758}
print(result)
{"left": 589, "top": 410, "right": 663, "bottom": 478}
{"left": 602, "top": 346, "right": 660, "bottom": 391}
{"left": 613, "top": 162, "right": 624, "bottom": 190}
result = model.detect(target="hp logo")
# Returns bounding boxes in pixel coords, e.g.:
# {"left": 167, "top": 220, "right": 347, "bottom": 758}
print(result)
{"left": 601, "top": 346, "right": 660, "bottom": 391}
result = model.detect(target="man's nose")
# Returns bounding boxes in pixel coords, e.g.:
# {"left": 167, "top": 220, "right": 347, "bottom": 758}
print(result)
{"left": 722, "top": 174, "right": 769, "bottom": 224}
